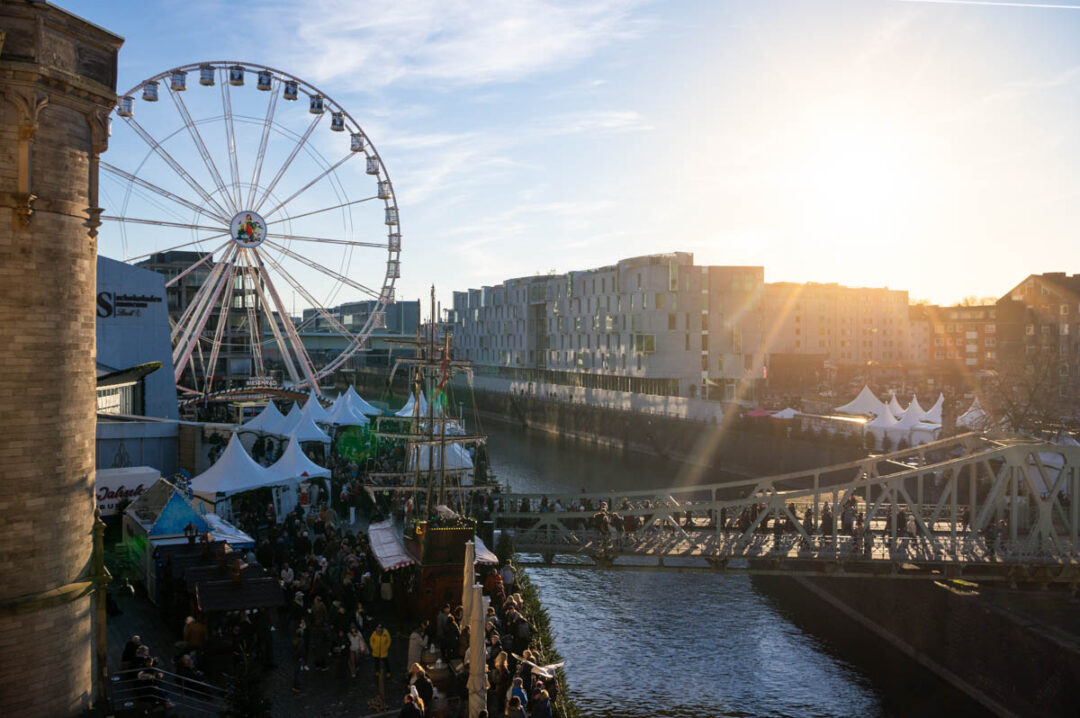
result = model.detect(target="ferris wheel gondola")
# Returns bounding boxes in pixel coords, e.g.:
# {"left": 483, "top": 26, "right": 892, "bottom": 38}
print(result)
{"left": 101, "top": 61, "right": 401, "bottom": 398}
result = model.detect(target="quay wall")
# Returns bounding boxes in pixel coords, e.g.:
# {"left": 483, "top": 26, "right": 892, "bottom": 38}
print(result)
{"left": 756, "top": 576, "right": 1080, "bottom": 718}
{"left": 342, "top": 369, "right": 865, "bottom": 477}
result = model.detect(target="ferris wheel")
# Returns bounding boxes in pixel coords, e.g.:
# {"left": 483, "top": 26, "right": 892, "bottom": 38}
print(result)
{"left": 101, "top": 61, "right": 401, "bottom": 397}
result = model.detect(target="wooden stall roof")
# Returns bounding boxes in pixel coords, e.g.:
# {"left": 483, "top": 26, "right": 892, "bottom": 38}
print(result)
{"left": 196, "top": 577, "right": 284, "bottom": 613}
{"left": 183, "top": 564, "right": 266, "bottom": 592}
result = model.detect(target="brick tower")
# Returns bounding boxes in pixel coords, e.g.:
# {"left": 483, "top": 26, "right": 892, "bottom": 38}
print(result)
{"left": 0, "top": 2, "right": 121, "bottom": 715}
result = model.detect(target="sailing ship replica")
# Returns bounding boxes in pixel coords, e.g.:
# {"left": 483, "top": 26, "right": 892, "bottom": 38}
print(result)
{"left": 367, "top": 289, "right": 495, "bottom": 618}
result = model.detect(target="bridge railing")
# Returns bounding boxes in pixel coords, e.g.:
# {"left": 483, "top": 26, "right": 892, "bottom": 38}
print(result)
{"left": 109, "top": 667, "right": 227, "bottom": 715}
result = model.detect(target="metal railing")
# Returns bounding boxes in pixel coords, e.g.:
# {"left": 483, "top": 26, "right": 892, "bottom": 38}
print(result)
{"left": 110, "top": 667, "right": 227, "bottom": 715}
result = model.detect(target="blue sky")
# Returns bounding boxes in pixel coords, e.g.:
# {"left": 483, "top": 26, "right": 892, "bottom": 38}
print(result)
{"left": 66, "top": 0, "right": 1080, "bottom": 314}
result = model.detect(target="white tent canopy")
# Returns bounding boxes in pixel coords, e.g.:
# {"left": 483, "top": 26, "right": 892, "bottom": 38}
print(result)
{"left": 268, "top": 436, "right": 331, "bottom": 482}
{"left": 336, "top": 385, "right": 382, "bottom": 417}
{"left": 190, "top": 433, "right": 286, "bottom": 501}
{"left": 302, "top": 389, "right": 333, "bottom": 424}
{"left": 240, "top": 401, "right": 285, "bottom": 436}
{"left": 327, "top": 399, "right": 370, "bottom": 427}
{"left": 907, "top": 395, "right": 926, "bottom": 420}
{"left": 835, "top": 385, "right": 887, "bottom": 416}
{"left": 290, "top": 414, "right": 332, "bottom": 444}
{"left": 886, "top": 394, "right": 905, "bottom": 419}
{"left": 396, "top": 391, "right": 430, "bottom": 418}
{"left": 923, "top": 393, "right": 945, "bottom": 424}
{"left": 771, "top": 407, "right": 800, "bottom": 420}
{"left": 864, "top": 409, "right": 898, "bottom": 447}
{"left": 886, "top": 404, "right": 927, "bottom": 444}
{"left": 957, "top": 398, "right": 988, "bottom": 430}
{"left": 408, "top": 442, "right": 474, "bottom": 472}
{"left": 278, "top": 403, "right": 303, "bottom": 436}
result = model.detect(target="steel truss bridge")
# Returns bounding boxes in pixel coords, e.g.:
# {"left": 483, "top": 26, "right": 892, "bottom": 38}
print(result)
{"left": 490, "top": 433, "right": 1080, "bottom": 586}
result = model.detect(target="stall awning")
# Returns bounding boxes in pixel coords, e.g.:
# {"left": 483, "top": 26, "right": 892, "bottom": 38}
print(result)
{"left": 473, "top": 535, "right": 499, "bottom": 565}
{"left": 368, "top": 519, "right": 417, "bottom": 571}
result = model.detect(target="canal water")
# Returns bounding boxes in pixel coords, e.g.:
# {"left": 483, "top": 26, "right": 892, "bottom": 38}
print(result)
{"left": 483, "top": 421, "right": 986, "bottom": 718}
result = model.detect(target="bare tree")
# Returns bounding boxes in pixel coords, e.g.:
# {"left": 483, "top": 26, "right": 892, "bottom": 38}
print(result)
{"left": 981, "top": 349, "right": 1067, "bottom": 433}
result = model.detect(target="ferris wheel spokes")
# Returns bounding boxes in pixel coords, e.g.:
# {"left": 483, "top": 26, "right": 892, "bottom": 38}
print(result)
{"left": 201, "top": 252, "right": 239, "bottom": 394}
{"left": 166, "top": 86, "right": 234, "bottom": 216}
{"left": 260, "top": 251, "right": 358, "bottom": 342}
{"left": 262, "top": 152, "right": 357, "bottom": 218}
{"left": 247, "top": 77, "right": 281, "bottom": 210}
{"left": 238, "top": 250, "right": 266, "bottom": 378}
{"left": 251, "top": 248, "right": 319, "bottom": 388}
{"left": 101, "top": 161, "right": 231, "bottom": 225}
{"left": 253, "top": 113, "right": 323, "bottom": 214}
{"left": 265, "top": 232, "right": 387, "bottom": 249}
{"left": 101, "top": 216, "right": 224, "bottom": 235}
{"left": 245, "top": 251, "right": 302, "bottom": 385}
{"left": 264, "top": 195, "right": 378, "bottom": 226}
{"left": 121, "top": 115, "right": 233, "bottom": 219}
{"left": 219, "top": 73, "right": 244, "bottom": 212}
{"left": 173, "top": 246, "right": 237, "bottom": 382}
{"left": 165, "top": 239, "right": 233, "bottom": 288}
{"left": 264, "top": 240, "right": 383, "bottom": 299}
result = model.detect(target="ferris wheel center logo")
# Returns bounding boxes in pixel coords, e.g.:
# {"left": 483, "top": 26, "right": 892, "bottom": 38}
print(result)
{"left": 230, "top": 210, "right": 267, "bottom": 248}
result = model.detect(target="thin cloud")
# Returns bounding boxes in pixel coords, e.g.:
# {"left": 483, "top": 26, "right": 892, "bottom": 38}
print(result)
{"left": 259, "top": 0, "right": 648, "bottom": 90}
{"left": 894, "top": 0, "right": 1080, "bottom": 9}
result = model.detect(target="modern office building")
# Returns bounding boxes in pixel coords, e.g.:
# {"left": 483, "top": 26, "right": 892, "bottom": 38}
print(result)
{"left": 448, "top": 253, "right": 767, "bottom": 399}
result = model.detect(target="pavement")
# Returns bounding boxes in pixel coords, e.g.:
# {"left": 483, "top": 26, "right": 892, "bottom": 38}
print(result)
{"left": 107, "top": 587, "right": 424, "bottom": 717}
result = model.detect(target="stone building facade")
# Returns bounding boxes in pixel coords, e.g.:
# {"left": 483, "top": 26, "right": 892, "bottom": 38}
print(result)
{"left": 448, "top": 252, "right": 767, "bottom": 399}
{"left": 0, "top": 2, "right": 122, "bottom": 715}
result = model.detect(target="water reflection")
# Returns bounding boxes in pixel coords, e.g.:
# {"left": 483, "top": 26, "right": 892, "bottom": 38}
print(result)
{"left": 484, "top": 421, "right": 981, "bottom": 717}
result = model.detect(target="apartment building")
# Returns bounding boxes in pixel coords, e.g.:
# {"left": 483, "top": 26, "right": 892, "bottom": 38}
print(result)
{"left": 448, "top": 253, "right": 766, "bottom": 399}
{"left": 762, "top": 282, "right": 911, "bottom": 365}
{"left": 1001, "top": 272, "right": 1080, "bottom": 398}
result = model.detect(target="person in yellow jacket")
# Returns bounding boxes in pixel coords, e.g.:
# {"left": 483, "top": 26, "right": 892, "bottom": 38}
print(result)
{"left": 370, "top": 623, "right": 392, "bottom": 679}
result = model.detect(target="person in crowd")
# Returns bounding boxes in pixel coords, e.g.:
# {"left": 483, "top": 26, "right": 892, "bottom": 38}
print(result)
{"left": 370, "top": 622, "right": 392, "bottom": 679}
{"left": 408, "top": 663, "right": 435, "bottom": 707}
{"left": 398, "top": 693, "right": 424, "bottom": 718}
{"left": 408, "top": 621, "right": 427, "bottom": 670}
{"left": 348, "top": 624, "right": 368, "bottom": 678}
{"left": 509, "top": 676, "right": 528, "bottom": 711}
{"left": 500, "top": 560, "right": 516, "bottom": 592}
{"left": 530, "top": 689, "right": 553, "bottom": 718}
{"left": 121, "top": 635, "right": 141, "bottom": 670}
{"left": 505, "top": 695, "right": 527, "bottom": 718}
{"left": 442, "top": 613, "right": 461, "bottom": 662}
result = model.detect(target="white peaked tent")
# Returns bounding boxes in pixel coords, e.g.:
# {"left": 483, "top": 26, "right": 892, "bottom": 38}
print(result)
{"left": 240, "top": 401, "right": 285, "bottom": 436}
{"left": 886, "top": 394, "right": 906, "bottom": 419}
{"left": 302, "top": 389, "right": 332, "bottom": 424}
{"left": 290, "top": 414, "right": 332, "bottom": 444}
{"left": 923, "top": 393, "right": 945, "bottom": 424}
{"left": 334, "top": 386, "right": 381, "bottom": 417}
{"left": 864, "top": 409, "right": 899, "bottom": 448}
{"left": 771, "top": 407, "right": 800, "bottom": 420}
{"left": 886, "top": 404, "right": 926, "bottom": 444}
{"left": 327, "top": 399, "right": 370, "bottom": 427}
{"left": 408, "top": 442, "right": 474, "bottom": 472}
{"left": 190, "top": 433, "right": 282, "bottom": 502}
{"left": 268, "top": 436, "right": 331, "bottom": 482}
{"left": 835, "top": 385, "right": 887, "bottom": 416}
{"left": 396, "top": 391, "right": 430, "bottom": 418}
{"left": 278, "top": 403, "right": 303, "bottom": 436}
{"left": 907, "top": 395, "right": 926, "bottom": 420}
{"left": 956, "top": 398, "right": 989, "bottom": 430}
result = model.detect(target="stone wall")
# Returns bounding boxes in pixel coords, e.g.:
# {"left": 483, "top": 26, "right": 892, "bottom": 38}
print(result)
{"left": 757, "top": 576, "right": 1080, "bottom": 717}
{"left": 0, "top": 3, "right": 121, "bottom": 715}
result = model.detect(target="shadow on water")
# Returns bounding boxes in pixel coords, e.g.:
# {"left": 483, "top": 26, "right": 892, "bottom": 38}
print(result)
{"left": 485, "top": 420, "right": 987, "bottom": 717}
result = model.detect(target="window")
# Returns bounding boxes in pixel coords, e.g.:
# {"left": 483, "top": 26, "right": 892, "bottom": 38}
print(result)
{"left": 701, "top": 334, "right": 709, "bottom": 350}
{"left": 1026, "top": 324, "right": 1035, "bottom": 336}
{"left": 985, "top": 337, "right": 996, "bottom": 347}
{"left": 701, "top": 355, "right": 708, "bottom": 370}
{"left": 685, "top": 334, "right": 690, "bottom": 351}
{"left": 1062, "top": 323, "right": 1070, "bottom": 336}
{"left": 1062, "top": 305, "right": 1070, "bottom": 315}
{"left": 985, "top": 351, "right": 996, "bottom": 361}
{"left": 985, "top": 324, "right": 996, "bottom": 334}
{"left": 655, "top": 293, "right": 664, "bottom": 309}
{"left": 669, "top": 314, "right": 677, "bottom": 330}
{"left": 633, "top": 334, "right": 656, "bottom": 353}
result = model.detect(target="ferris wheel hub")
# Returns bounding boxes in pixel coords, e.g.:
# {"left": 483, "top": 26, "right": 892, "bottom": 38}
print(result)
{"left": 229, "top": 209, "right": 268, "bottom": 248}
